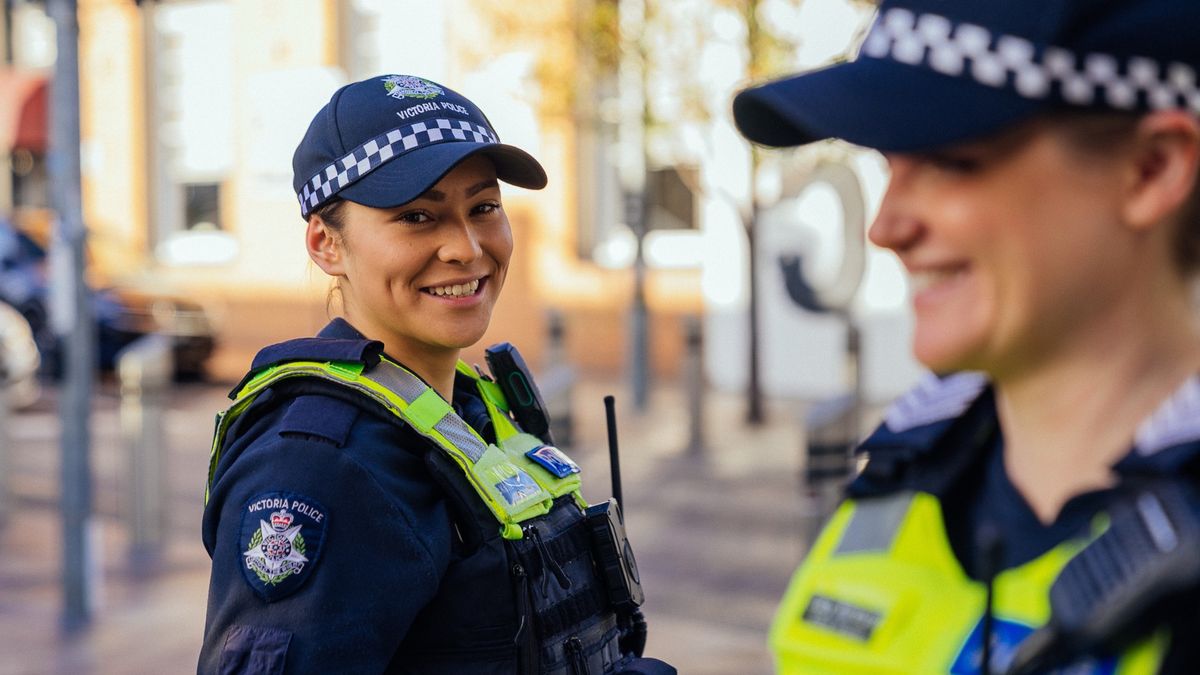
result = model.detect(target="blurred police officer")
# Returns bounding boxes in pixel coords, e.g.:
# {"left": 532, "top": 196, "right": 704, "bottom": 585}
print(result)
{"left": 736, "top": 1, "right": 1200, "bottom": 672}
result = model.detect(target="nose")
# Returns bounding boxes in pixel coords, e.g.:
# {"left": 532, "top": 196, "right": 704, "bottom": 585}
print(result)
{"left": 867, "top": 154, "right": 924, "bottom": 253}
{"left": 438, "top": 218, "right": 483, "bottom": 264}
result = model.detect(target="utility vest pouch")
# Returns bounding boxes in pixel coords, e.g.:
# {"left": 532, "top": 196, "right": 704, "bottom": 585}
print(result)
{"left": 514, "top": 500, "right": 624, "bottom": 674}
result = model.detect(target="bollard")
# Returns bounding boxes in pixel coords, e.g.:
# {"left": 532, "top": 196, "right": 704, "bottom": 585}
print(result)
{"left": 0, "top": 387, "right": 9, "bottom": 527}
{"left": 803, "top": 315, "right": 864, "bottom": 519}
{"left": 117, "top": 334, "right": 173, "bottom": 564}
{"left": 540, "top": 310, "right": 576, "bottom": 448}
{"left": 803, "top": 392, "right": 859, "bottom": 541}
{"left": 684, "top": 315, "right": 705, "bottom": 457}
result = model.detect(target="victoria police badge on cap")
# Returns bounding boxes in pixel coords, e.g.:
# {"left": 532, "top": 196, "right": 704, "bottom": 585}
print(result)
{"left": 381, "top": 74, "right": 444, "bottom": 100}
{"left": 239, "top": 492, "right": 328, "bottom": 602}
{"left": 526, "top": 445, "right": 581, "bottom": 479}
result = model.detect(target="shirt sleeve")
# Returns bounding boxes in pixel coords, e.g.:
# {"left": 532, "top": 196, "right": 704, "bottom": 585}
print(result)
{"left": 198, "top": 398, "right": 452, "bottom": 675}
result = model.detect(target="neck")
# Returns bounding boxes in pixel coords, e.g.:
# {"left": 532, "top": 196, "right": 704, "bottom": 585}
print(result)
{"left": 993, "top": 284, "right": 1200, "bottom": 523}
{"left": 341, "top": 314, "right": 461, "bottom": 401}
{"left": 387, "top": 344, "right": 460, "bottom": 402}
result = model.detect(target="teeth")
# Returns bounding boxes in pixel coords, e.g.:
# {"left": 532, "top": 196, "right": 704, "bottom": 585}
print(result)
{"left": 909, "top": 269, "right": 963, "bottom": 294}
{"left": 428, "top": 279, "right": 480, "bottom": 298}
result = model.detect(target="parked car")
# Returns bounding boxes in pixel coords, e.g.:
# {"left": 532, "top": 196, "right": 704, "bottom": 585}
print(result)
{"left": 0, "top": 217, "right": 215, "bottom": 380}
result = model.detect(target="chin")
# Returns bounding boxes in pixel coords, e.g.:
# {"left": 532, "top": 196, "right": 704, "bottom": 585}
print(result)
{"left": 436, "top": 329, "right": 490, "bottom": 351}
{"left": 913, "top": 337, "right": 983, "bottom": 375}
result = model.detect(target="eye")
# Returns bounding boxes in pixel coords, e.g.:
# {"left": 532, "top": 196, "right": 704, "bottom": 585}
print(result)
{"left": 473, "top": 201, "right": 502, "bottom": 216}
{"left": 395, "top": 210, "right": 432, "bottom": 225}
{"left": 922, "top": 151, "right": 983, "bottom": 174}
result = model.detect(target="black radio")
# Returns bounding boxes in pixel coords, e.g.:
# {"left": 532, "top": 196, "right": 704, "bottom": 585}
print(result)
{"left": 586, "top": 498, "right": 645, "bottom": 611}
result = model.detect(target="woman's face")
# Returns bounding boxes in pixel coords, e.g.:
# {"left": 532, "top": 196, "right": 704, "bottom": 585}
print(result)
{"left": 869, "top": 120, "right": 1144, "bottom": 377}
{"left": 320, "top": 155, "right": 513, "bottom": 358}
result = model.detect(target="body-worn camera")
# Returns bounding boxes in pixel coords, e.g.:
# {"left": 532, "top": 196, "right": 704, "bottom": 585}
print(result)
{"left": 485, "top": 342, "right": 555, "bottom": 445}
{"left": 586, "top": 498, "right": 645, "bottom": 611}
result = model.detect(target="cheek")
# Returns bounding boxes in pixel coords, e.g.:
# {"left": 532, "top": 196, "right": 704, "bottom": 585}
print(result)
{"left": 487, "top": 223, "right": 514, "bottom": 269}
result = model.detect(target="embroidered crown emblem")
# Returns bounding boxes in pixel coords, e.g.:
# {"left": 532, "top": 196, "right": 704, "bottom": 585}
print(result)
{"left": 270, "top": 509, "right": 294, "bottom": 531}
{"left": 382, "top": 75, "right": 444, "bottom": 100}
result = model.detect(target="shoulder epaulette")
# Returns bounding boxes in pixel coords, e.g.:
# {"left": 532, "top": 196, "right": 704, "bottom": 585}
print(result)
{"left": 229, "top": 338, "right": 384, "bottom": 399}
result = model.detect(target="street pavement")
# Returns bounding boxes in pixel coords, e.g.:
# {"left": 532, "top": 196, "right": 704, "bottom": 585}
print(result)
{"left": 0, "top": 375, "right": 844, "bottom": 675}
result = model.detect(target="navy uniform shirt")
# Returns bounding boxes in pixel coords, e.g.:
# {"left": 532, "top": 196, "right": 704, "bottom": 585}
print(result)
{"left": 199, "top": 319, "right": 490, "bottom": 674}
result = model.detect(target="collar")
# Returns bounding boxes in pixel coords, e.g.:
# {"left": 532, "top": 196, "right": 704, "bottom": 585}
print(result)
{"left": 851, "top": 372, "right": 1200, "bottom": 496}
{"left": 1116, "top": 375, "right": 1200, "bottom": 476}
{"left": 230, "top": 318, "right": 383, "bottom": 398}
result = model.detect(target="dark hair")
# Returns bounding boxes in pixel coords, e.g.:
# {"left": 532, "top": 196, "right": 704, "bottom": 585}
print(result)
{"left": 309, "top": 197, "right": 348, "bottom": 232}
{"left": 1049, "top": 110, "right": 1200, "bottom": 276}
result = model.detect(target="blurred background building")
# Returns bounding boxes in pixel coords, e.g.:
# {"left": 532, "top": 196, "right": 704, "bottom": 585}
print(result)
{"left": 1, "top": 0, "right": 921, "bottom": 401}
{"left": 0, "top": 1, "right": 939, "bottom": 672}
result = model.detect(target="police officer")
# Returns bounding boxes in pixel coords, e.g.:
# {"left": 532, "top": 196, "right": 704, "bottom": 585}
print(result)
{"left": 198, "top": 74, "right": 674, "bottom": 675}
{"left": 735, "top": 1, "right": 1200, "bottom": 672}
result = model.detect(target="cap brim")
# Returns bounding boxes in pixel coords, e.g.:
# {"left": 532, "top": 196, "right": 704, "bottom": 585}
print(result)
{"left": 336, "top": 141, "right": 548, "bottom": 209}
{"left": 733, "top": 57, "right": 1047, "bottom": 153}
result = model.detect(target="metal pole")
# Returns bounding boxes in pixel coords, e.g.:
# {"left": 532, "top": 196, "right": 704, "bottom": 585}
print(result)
{"left": 629, "top": 191, "right": 649, "bottom": 410}
{"left": 618, "top": 0, "right": 650, "bottom": 411}
{"left": 684, "top": 315, "right": 705, "bottom": 457}
{"left": 47, "top": 0, "right": 95, "bottom": 628}
{"left": 746, "top": 153, "right": 765, "bottom": 425}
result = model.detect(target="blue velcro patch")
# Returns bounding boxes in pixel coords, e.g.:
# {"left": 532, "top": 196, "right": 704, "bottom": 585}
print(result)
{"left": 526, "top": 445, "right": 581, "bottom": 478}
{"left": 494, "top": 470, "right": 542, "bottom": 506}
{"left": 239, "top": 492, "right": 328, "bottom": 602}
{"left": 951, "top": 615, "right": 1116, "bottom": 674}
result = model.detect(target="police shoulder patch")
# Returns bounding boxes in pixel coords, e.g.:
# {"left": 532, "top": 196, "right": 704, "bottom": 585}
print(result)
{"left": 239, "top": 492, "right": 328, "bottom": 602}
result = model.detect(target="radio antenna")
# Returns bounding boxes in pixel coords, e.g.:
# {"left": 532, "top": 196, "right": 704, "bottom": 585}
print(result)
{"left": 604, "top": 395, "right": 623, "bottom": 508}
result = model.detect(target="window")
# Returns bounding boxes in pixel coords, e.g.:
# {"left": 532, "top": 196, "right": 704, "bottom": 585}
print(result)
{"left": 147, "top": 0, "right": 234, "bottom": 261}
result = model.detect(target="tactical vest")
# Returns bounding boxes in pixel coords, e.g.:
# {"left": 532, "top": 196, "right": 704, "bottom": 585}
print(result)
{"left": 206, "top": 357, "right": 633, "bottom": 674}
{"left": 769, "top": 490, "right": 1169, "bottom": 674}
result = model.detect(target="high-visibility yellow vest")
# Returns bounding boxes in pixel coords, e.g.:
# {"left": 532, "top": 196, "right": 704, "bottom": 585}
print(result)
{"left": 205, "top": 357, "right": 586, "bottom": 540}
{"left": 769, "top": 491, "right": 1168, "bottom": 674}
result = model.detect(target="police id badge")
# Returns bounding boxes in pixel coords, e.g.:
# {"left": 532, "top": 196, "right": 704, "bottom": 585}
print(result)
{"left": 239, "top": 492, "right": 328, "bottom": 602}
{"left": 526, "top": 445, "right": 580, "bottom": 478}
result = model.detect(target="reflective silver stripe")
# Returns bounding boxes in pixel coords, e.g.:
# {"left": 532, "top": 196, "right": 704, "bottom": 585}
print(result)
{"left": 369, "top": 359, "right": 433, "bottom": 403}
{"left": 834, "top": 492, "right": 914, "bottom": 555}
{"left": 434, "top": 415, "right": 488, "bottom": 463}
{"left": 363, "top": 359, "right": 488, "bottom": 463}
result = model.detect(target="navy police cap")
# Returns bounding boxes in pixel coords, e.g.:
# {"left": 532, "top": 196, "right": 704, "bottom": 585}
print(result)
{"left": 293, "top": 74, "right": 547, "bottom": 218}
{"left": 733, "top": 0, "right": 1200, "bottom": 153}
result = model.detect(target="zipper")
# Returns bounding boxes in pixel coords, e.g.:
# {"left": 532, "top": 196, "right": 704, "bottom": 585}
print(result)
{"left": 525, "top": 524, "right": 572, "bottom": 595}
{"left": 564, "top": 636, "right": 587, "bottom": 675}
{"left": 511, "top": 562, "right": 539, "bottom": 673}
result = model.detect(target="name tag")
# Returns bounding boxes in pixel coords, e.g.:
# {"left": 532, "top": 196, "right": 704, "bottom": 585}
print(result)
{"left": 526, "top": 445, "right": 580, "bottom": 478}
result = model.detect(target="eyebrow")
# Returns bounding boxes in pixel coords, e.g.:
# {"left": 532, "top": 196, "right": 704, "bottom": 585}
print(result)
{"left": 420, "top": 179, "right": 501, "bottom": 202}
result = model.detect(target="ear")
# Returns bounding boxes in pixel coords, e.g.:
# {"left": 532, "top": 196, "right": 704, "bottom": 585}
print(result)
{"left": 306, "top": 215, "right": 345, "bottom": 276}
{"left": 1123, "top": 110, "right": 1200, "bottom": 231}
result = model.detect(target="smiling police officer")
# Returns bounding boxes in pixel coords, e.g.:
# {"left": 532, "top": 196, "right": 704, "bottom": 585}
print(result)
{"left": 198, "top": 75, "right": 674, "bottom": 675}
{"left": 735, "top": 1, "right": 1200, "bottom": 673}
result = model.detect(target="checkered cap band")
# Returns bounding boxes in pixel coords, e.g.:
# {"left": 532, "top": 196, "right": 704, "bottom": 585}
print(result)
{"left": 861, "top": 8, "right": 1200, "bottom": 115}
{"left": 298, "top": 117, "right": 499, "bottom": 217}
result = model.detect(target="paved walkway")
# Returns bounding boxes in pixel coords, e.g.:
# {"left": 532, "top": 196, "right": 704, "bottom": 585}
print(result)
{"left": 0, "top": 376, "right": 840, "bottom": 674}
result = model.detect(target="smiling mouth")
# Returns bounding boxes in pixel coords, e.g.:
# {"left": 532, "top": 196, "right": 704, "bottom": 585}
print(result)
{"left": 422, "top": 278, "right": 483, "bottom": 299}
{"left": 909, "top": 266, "right": 968, "bottom": 294}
